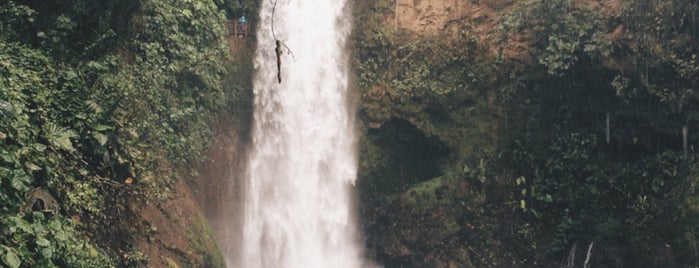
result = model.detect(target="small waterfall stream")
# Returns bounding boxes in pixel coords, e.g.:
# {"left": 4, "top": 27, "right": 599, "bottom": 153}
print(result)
{"left": 238, "top": 0, "right": 362, "bottom": 267}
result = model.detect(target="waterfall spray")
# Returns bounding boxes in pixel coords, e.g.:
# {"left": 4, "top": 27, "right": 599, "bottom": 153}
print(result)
{"left": 237, "top": 0, "right": 362, "bottom": 267}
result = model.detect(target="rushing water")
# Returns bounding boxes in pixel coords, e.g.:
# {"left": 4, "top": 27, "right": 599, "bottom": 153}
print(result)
{"left": 239, "top": 0, "right": 362, "bottom": 267}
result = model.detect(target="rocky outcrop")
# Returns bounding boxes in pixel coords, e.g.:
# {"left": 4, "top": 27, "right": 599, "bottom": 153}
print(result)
{"left": 394, "top": 0, "right": 622, "bottom": 62}
{"left": 395, "top": 0, "right": 619, "bottom": 35}
{"left": 192, "top": 121, "right": 246, "bottom": 266}
{"left": 132, "top": 181, "right": 226, "bottom": 268}
{"left": 396, "top": 0, "right": 507, "bottom": 38}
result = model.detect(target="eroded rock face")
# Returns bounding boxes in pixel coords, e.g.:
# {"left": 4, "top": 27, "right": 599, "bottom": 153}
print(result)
{"left": 396, "top": 0, "right": 511, "bottom": 36}
{"left": 192, "top": 122, "right": 246, "bottom": 267}
{"left": 134, "top": 181, "right": 226, "bottom": 268}
{"left": 396, "top": 0, "right": 469, "bottom": 34}
{"left": 394, "top": 0, "right": 621, "bottom": 62}
{"left": 395, "top": 0, "right": 618, "bottom": 34}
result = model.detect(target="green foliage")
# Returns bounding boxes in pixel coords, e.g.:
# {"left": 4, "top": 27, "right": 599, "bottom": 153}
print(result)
{"left": 0, "top": 38, "right": 114, "bottom": 266}
{"left": 501, "top": 0, "right": 611, "bottom": 75}
{"left": 0, "top": 0, "right": 138, "bottom": 60}
{"left": 354, "top": 0, "right": 499, "bottom": 166}
{"left": 0, "top": 2, "right": 37, "bottom": 42}
{"left": 1, "top": 0, "right": 249, "bottom": 265}
{"left": 356, "top": 0, "right": 699, "bottom": 265}
{"left": 356, "top": 15, "right": 490, "bottom": 100}
{"left": 500, "top": 36, "right": 698, "bottom": 266}
{"left": 353, "top": 0, "right": 395, "bottom": 89}
{"left": 492, "top": 3, "right": 697, "bottom": 263}
{"left": 399, "top": 176, "right": 462, "bottom": 208}
{"left": 365, "top": 176, "right": 479, "bottom": 267}
{"left": 617, "top": 0, "right": 699, "bottom": 112}
{"left": 0, "top": 213, "right": 114, "bottom": 267}
{"left": 216, "top": 0, "right": 257, "bottom": 18}
{"left": 103, "top": 0, "right": 235, "bottom": 196}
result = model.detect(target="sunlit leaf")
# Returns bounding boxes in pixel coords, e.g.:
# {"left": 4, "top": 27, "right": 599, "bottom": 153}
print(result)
{"left": 36, "top": 236, "right": 50, "bottom": 247}
{"left": 54, "top": 230, "right": 67, "bottom": 242}
{"left": 3, "top": 250, "right": 20, "bottom": 268}
{"left": 54, "top": 135, "right": 75, "bottom": 152}
{"left": 93, "top": 132, "right": 108, "bottom": 146}
{"left": 40, "top": 247, "right": 53, "bottom": 259}
{"left": 33, "top": 143, "right": 47, "bottom": 152}
{"left": 10, "top": 173, "right": 30, "bottom": 191}
{"left": 93, "top": 124, "right": 111, "bottom": 131}
{"left": 25, "top": 162, "right": 41, "bottom": 171}
{"left": 45, "top": 123, "right": 77, "bottom": 152}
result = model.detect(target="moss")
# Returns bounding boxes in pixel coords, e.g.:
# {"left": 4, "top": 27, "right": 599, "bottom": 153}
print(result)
{"left": 186, "top": 212, "right": 226, "bottom": 268}
{"left": 165, "top": 257, "right": 180, "bottom": 268}
{"left": 356, "top": 119, "right": 453, "bottom": 229}
{"left": 399, "top": 176, "right": 457, "bottom": 207}
{"left": 363, "top": 173, "right": 489, "bottom": 267}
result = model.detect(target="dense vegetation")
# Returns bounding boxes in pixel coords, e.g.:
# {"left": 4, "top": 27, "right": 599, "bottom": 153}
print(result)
{"left": 2, "top": 0, "right": 697, "bottom": 267}
{"left": 0, "top": 0, "right": 254, "bottom": 266}
{"left": 354, "top": 0, "right": 699, "bottom": 266}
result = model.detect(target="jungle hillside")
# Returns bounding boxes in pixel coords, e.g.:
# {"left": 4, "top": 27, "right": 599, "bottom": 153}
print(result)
{"left": 1, "top": 0, "right": 698, "bottom": 267}
{"left": 354, "top": 0, "right": 699, "bottom": 267}
{"left": 0, "top": 0, "right": 255, "bottom": 267}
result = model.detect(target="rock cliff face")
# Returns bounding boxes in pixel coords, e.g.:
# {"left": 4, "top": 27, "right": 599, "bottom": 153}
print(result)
{"left": 353, "top": 0, "right": 693, "bottom": 266}
{"left": 192, "top": 120, "right": 246, "bottom": 266}
{"left": 394, "top": 0, "right": 621, "bottom": 60}
{"left": 394, "top": 0, "right": 529, "bottom": 69}
{"left": 396, "top": 0, "right": 509, "bottom": 40}
{"left": 132, "top": 36, "right": 253, "bottom": 268}
{"left": 396, "top": 0, "right": 619, "bottom": 35}
{"left": 396, "top": 0, "right": 468, "bottom": 34}
{"left": 132, "top": 181, "right": 225, "bottom": 268}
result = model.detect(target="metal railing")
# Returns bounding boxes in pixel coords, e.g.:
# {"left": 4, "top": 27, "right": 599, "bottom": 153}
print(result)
{"left": 223, "top": 19, "right": 248, "bottom": 37}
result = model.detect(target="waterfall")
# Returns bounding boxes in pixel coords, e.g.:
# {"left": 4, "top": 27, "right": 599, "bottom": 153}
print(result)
{"left": 238, "top": 0, "right": 362, "bottom": 267}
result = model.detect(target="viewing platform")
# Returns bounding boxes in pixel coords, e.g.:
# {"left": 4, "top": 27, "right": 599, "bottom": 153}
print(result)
{"left": 223, "top": 19, "right": 249, "bottom": 37}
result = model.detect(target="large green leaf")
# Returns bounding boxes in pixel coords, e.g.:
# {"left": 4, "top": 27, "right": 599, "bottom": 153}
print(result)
{"left": 54, "top": 229, "right": 67, "bottom": 242}
{"left": 10, "top": 172, "right": 30, "bottom": 191}
{"left": 92, "top": 132, "right": 108, "bottom": 146}
{"left": 44, "top": 123, "right": 77, "bottom": 152}
{"left": 40, "top": 247, "right": 53, "bottom": 259}
{"left": 32, "top": 143, "right": 47, "bottom": 152}
{"left": 93, "top": 124, "right": 112, "bottom": 131}
{"left": 2, "top": 250, "right": 20, "bottom": 268}
{"left": 53, "top": 134, "right": 76, "bottom": 152}
{"left": 25, "top": 162, "right": 41, "bottom": 171}
{"left": 36, "top": 236, "right": 51, "bottom": 247}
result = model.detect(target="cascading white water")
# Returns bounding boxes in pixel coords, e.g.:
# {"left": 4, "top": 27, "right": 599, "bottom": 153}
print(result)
{"left": 239, "top": 0, "right": 361, "bottom": 267}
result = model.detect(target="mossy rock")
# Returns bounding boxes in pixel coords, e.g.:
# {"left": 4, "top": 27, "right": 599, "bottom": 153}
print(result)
{"left": 186, "top": 212, "right": 226, "bottom": 268}
{"left": 398, "top": 176, "right": 470, "bottom": 208}
{"left": 165, "top": 257, "right": 180, "bottom": 268}
{"left": 365, "top": 176, "right": 484, "bottom": 267}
